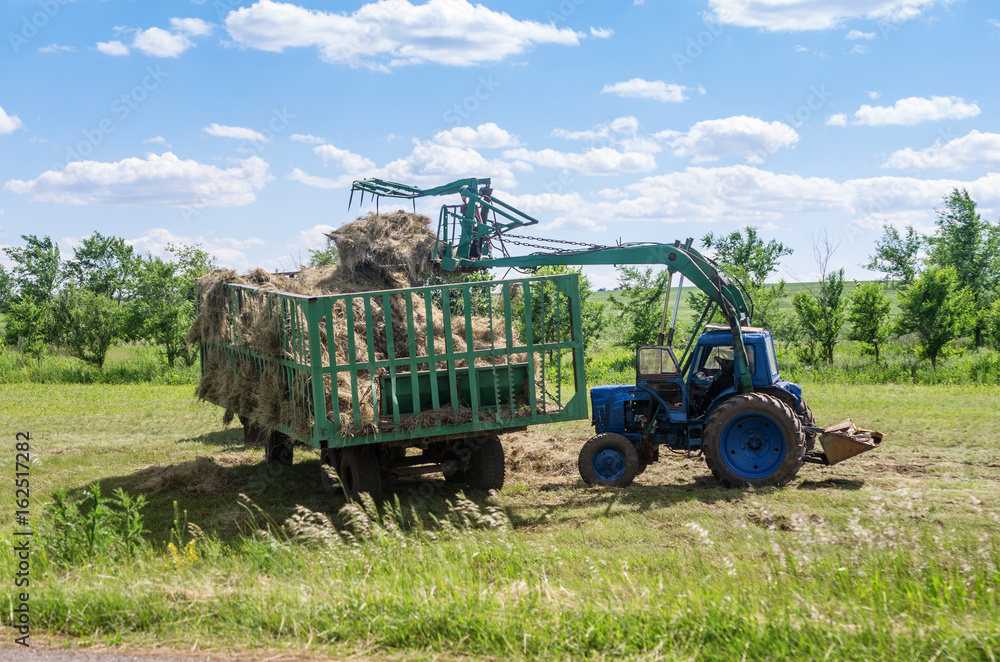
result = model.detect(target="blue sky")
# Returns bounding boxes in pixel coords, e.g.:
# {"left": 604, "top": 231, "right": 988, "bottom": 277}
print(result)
{"left": 1, "top": 0, "right": 997, "bottom": 288}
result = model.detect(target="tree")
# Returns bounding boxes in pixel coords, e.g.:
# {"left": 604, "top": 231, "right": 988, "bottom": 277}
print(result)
{"left": 609, "top": 266, "right": 672, "bottom": 348}
{"left": 4, "top": 298, "right": 48, "bottom": 366}
{"left": 925, "top": 189, "right": 1000, "bottom": 347}
{"left": 56, "top": 285, "right": 124, "bottom": 371}
{"left": 702, "top": 227, "right": 792, "bottom": 287}
{"left": 846, "top": 281, "right": 892, "bottom": 362}
{"left": 133, "top": 257, "right": 198, "bottom": 368}
{"left": 689, "top": 227, "right": 793, "bottom": 336}
{"left": 0, "top": 264, "right": 13, "bottom": 314}
{"left": 3, "top": 234, "right": 62, "bottom": 304}
{"left": 791, "top": 234, "right": 846, "bottom": 365}
{"left": 895, "top": 266, "right": 974, "bottom": 369}
{"left": 307, "top": 244, "right": 339, "bottom": 268}
{"left": 866, "top": 224, "right": 923, "bottom": 286}
{"left": 63, "top": 232, "right": 140, "bottom": 303}
{"left": 986, "top": 299, "right": 1000, "bottom": 351}
{"left": 168, "top": 243, "right": 218, "bottom": 299}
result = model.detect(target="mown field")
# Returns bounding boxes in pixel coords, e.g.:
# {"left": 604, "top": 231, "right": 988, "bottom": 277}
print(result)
{"left": 1, "top": 381, "right": 998, "bottom": 660}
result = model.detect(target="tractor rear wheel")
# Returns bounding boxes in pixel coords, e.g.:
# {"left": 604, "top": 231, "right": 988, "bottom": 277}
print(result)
{"left": 703, "top": 393, "right": 805, "bottom": 488}
{"left": 462, "top": 436, "right": 506, "bottom": 491}
{"left": 797, "top": 400, "right": 817, "bottom": 452}
{"left": 339, "top": 446, "right": 382, "bottom": 503}
{"left": 579, "top": 433, "right": 640, "bottom": 487}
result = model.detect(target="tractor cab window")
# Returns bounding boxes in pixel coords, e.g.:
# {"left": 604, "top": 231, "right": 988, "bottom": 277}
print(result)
{"left": 700, "top": 345, "right": 755, "bottom": 377}
{"left": 637, "top": 346, "right": 680, "bottom": 378}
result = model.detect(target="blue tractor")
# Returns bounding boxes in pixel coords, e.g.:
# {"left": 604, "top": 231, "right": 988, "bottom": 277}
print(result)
{"left": 350, "top": 177, "right": 882, "bottom": 488}
{"left": 585, "top": 325, "right": 816, "bottom": 487}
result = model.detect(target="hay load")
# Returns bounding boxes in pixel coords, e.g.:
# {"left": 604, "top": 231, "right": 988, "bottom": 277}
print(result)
{"left": 189, "top": 210, "right": 522, "bottom": 438}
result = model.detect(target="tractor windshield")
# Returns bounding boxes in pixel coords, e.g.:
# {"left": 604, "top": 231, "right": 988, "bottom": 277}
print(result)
{"left": 637, "top": 346, "right": 680, "bottom": 378}
{"left": 700, "top": 345, "right": 755, "bottom": 377}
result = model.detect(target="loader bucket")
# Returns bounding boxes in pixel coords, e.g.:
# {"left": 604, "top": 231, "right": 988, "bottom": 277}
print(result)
{"left": 818, "top": 419, "right": 883, "bottom": 466}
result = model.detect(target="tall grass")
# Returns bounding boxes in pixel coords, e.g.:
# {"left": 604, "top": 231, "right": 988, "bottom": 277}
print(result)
{"left": 7, "top": 492, "right": 999, "bottom": 660}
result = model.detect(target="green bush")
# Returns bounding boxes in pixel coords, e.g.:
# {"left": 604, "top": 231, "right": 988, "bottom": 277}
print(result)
{"left": 38, "top": 484, "right": 148, "bottom": 567}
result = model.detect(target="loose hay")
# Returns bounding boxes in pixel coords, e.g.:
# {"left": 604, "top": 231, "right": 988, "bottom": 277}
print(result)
{"left": 135, "top": 457, "right": 236, "bottom": 496}
{"left": 190, "top": 210, "right": 533, "bottom": 440}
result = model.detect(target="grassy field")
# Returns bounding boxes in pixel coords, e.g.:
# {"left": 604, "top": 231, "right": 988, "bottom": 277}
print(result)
{"left": 1, "top": 382, "right": 998, "bottom": 660}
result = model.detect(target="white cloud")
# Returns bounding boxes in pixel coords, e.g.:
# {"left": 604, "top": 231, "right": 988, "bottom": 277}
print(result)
{"left": 502, "top": 166, "right": 1000, "bottom": 234}
{"left": 853, "top": 95, "right": 980, "bottom": 126}
{"left": 39, "top": 44, "right": 75, "bottom": 53}
{"left": 224, "top": 0, "right": 584, "bottom": 69}
{"left": 708, "top": 0, "right": 948, "bottom": 31}
{"left": 868, "top": 90, "right": 882, "bottom": 99}
{"left": 0, "top": 105, "right": 23, "bottom": 134}
{"left": 553, "top": 116, "right": 641, "bottom": 142}
{"left": 128, "top": 227, "right": 264, "bottom": 271}
{"left": 4, "top": 152, "right": 272, "bottom": 207}
{"left": 670, "top": 116, "right": 799, "bottom": 164}
{"left": 98, "top": 18, "right": 212, "bottom": 58}
{"left": 851, "top": 44, "right": 868, "bottom": 54}
{"left": 292, "top": 138, "right": 525, "bottom": 191}
{"left": 988, "top": 18, "right": 1000, "bottom": 28}
{"left": 288, "top": 168, "right": 344, "bottom": 189}
{"left": 826, "top": 113, "right": 848, "bottom": 127}
{"left": 203, "top": 123, "right": 269, "bottom": 142}
{"left": 590, "top": 27, "right": 614, "bottom": 38}
{"left": 169, "top": 18, "right": 214, "bottom": 36}
{"left": 290, "top": 133, "right": 326, "bottom": 144}
{"left": 314, "top": 144, "right": 376, "bottom": 172}
{"left": 601, "top": 78, "right": 687, "bottom": 103}
{"left": 96, "top": 40, "right": 129, "bottom": 56}
{"left": 884, "top": 130, "right": 1000, "bottom": 171}
{"left": 133, "top": 27, "right": 194, "bottom": 57}
{"left": 846, "top": 29, "right": 876, "bottom": 39}
{"left": 144, "top": 136, "right": 167, "bottom": 144}
{"left": 794, "top": 44, "right": 809, "bottom": 52}
{"left": 501, "top": 147, "right": 656, "bottom": 175}
{"left": 432, "top": 123, "right": 519, "bottom": 148}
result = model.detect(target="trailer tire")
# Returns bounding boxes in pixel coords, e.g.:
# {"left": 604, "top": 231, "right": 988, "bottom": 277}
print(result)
{"left": 265, "top": 432, "right": 294, "bottom": 466}
{"left": 579, "top": 433, "right": 640, "bottom": 488}
{"left": 339, "top": 446, "right": 382, "bottom": 503}
{"left": 462, "top": 436, "right": 505, "bottom": 491}
{"left": 319, "top": 448, "right": 342, "bottom": 494}
{"left": 703, "top": 393, "right": 805, "bottom": 488}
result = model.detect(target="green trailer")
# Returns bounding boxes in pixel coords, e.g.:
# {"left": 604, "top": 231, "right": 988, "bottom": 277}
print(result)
{"left": 198, "top": 273, "right": 588, "bottom": 501}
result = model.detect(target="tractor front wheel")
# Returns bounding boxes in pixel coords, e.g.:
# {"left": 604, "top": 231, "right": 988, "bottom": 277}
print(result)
{"left": 703, "top": 393, "right": 805, "bottom": 488}
{"left": 579, "top": 433, "right": 640, "bottom": 487}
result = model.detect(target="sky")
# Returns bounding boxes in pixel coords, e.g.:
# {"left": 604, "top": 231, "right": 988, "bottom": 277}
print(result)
{"left": 1, "top": 0, "right": 998, "bottom": 289}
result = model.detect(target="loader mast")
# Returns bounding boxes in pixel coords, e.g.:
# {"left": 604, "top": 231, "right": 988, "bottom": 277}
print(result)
{"left": 350, "top": 177, "right": 756, "bottom": 392}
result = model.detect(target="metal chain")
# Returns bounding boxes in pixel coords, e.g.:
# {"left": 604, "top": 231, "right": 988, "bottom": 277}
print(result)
{"left": 503, "top": 233, "right": 608, "bottom": 249}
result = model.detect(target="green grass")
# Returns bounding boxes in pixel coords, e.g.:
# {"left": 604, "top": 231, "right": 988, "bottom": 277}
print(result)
{"left": 0, "top": 343, "right": 200, "bottom": 385}
{"left": 1, "top": 382, "right": 998, "bottom": 660}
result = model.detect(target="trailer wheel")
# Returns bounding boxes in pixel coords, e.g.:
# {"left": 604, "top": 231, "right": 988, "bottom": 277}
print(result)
{"left": 462, "top": 436, "right": 505, "bottom": 491}
{"left": 265, "top": 432, "right": 294, "bottom": 466}
{"left": 319, "top": 448, "right": 342, "bottom": 494}
{"left": 703, "top": 393, "right": 805, "bottom": 488}
{"left": 579, "top": 433, "right": 640, "bottom": 488}
{"left": 339, "top": 446, "right": 382, "bottom": 503}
